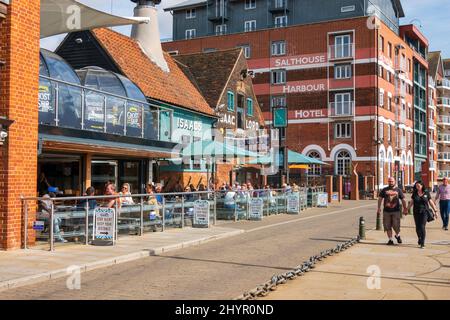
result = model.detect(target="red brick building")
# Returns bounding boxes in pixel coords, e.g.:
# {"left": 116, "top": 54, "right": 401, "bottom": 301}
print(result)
{"left": 163, "top": 16, "right": 427, "bottom": 193}
{"left": 0, "top": 0, "right": 41, "bottom": 250}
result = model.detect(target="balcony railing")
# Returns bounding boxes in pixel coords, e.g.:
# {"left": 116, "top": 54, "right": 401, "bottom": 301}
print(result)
{"left": 438, "top": 116, "right": 450, "bottom": 126}
{"left": 395, "top": 85, "right": 407, "bottom": 98}
{"left": 438, "top": 152, "right": 450, "bottom": 161}
{"left": 438, "top": 134, "right": 450, "bottom": 143}
{"left": 437, "top": 78, "right": 450, "bottom": 89}
{"left": 429, "top": 118, "right": 436, "bottom": 129}
{"left": 38, "top": 75, "right": 172, "bottom": 141}
{"left": 429, "top": 76, "right": 436, "bottom": 88}
{"left": 329, "top": 101, "right": 354, "bottom": 117}
{"left": 394, "top": 57, "right": 408, "bottom": 73}
{"left": 438, "top": 97, "right": 450, "bottom": 106}
{"left": 429, "top": 140, "right": 436, "bottom": 149}
{"left": 328, "top": 44, "right": 354, "bottom": 60}
{"left": 439, "top": 170, "right": 450, "bottom": 178}
{"left": 429, "top": 160, "right": 436, "bottom": 171}
{"left": 269, "top": 0, "right": 289, "bottom": 12}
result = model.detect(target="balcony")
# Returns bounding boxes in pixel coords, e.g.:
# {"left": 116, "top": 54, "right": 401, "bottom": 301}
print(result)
{"left": 437, "top": 78, "right": 450, "bottom": 89}
{"left": 328, "top": 44, "right": 354, "bottom": 61}
{"left": 269, "top": 0, "right": 289, "bottom": 13}
{"left": 429, "top": 118, "right": 436, "bottom": 129}
{"left": 38, "top": 75, "right": 171, "bottom": 141}
{"left": 329, "top": 101, "right": 354, "bottom": 117}
{"left": 438, "top": 152, "right": 450, "bottom": 162}
{"left": 438, "top": 133, "right": 450, "bottom": 143}
{"left": 429, "top": 140, "right": 436, "bottom": 150}
{"left": 439, "top": 170, "right": 450, "bottom": 178}
{"left": 429, "top": 160, "right": 436, "bottom": 171}
{"left": 438, "top": 97, "right": 450, "bottom": 106}
{"left": 395, "top": 85, "right": 407, "bottom": 99}
{"left": 437, "top": 115, "right": 450, "bottom": 126}
{"left": 394, "top": 57, "right": 408, "bottom": 74}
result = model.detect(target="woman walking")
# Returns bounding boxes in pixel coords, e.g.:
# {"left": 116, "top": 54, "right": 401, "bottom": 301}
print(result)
{"left": 406, "top": 181, "right": 438, "bottom": 249}
{"left": 435, "top": 177, "right": 450, "bottom": 231}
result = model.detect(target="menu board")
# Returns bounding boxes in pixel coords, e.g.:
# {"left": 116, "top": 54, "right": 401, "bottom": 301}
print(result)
{"left": 193, "top": 200, "right": 210, "bottom": 227}
{"left": 127, "top": 105, "right": 142, "bottom": 129}
{"left": 38, "top": 85, "right": 53, "bottom": 113}
{"left": 93, "top": 208, "right": 115, "bottom": 242}
{"left": 317, "top": 193, "right": 329, "bottom": 208}
{"left": 287, "top": 192, "right": 300, "bottom": 214}
{"left": 249, "top": 198, "right": 264, "bottom": 220}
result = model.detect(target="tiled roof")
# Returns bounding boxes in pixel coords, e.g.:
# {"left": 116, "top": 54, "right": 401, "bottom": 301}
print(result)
{"left": 174, "top": 48, "right": 242, "bottom": 107}
{"left": 428, "top": 51, "right": 441, "bottom": 79}
{"left": 174, "top": 48, "right": 265, "bottom": 125}
{"left": 91, "top": 28, "right": 215, "bottom": 117}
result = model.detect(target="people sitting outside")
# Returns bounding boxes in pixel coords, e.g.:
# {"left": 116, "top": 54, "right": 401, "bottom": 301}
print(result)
{"left": 146, "top": 184, "right": 160, "bottom": 231}
{"left": 40, "top": 192, "right": 67, "bottom": 243}
{"left": 154, "top": 183, "right": 164, "bottom": 204}
{"left": 120, "top": 183, "right": 135, "bottom": 206}
{"left": 224, "top": 187, "right": 237, "bottom": 210}
{"left": 77, "top": 187, "right": 97, "bottom": 210}
{"left": 105, "top": 182, "right": 121, "bottom": 208}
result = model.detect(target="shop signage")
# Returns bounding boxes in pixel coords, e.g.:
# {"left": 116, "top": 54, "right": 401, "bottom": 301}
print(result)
{"left": 294, "top": 109, "right": 326, "bottom": 119}
{"left": 245, "top": 119, "right": 259, "bottom": 130}
{"left": 282, "top": 83, "right": 326, "bottom": 94}
{"left": 273, "top": 54, "right": 326, "bottom": 68}
{"left": 249, "top": 198, "right": 264, "bottom": 220}
{"left": 177, "top": 118, "right": 202, "bottom": 132}
{"left": 93, "top": 208, "right": 115, "bottom": 242}
{"left": 317, "top": 193, "right": 329, "bottom": 208}
{"left": 38, "top": 85, "right": 53, "bottom": 113}
{"left": 33, "top": 221, "right": 45, "bottom": 231}
{"left": 193, "top": 200, "right": 210, "bottom": 227}
{"left": 287, "top": 193, "right": 300, "bottom": 214}
{"left": 126, "top": 105, "right": 142, "bottom": 128}
{"left": 218, "top": 113, "right": 236, "bottom": 126}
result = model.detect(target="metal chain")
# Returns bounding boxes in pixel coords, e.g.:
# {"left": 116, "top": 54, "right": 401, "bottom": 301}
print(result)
{"left": 235, "top": 236, "right": 360, "bottom": 300}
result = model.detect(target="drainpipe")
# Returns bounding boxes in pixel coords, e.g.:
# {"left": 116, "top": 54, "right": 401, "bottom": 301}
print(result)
{"left": 376, "top": 21, "right": 380, "bottom": 192}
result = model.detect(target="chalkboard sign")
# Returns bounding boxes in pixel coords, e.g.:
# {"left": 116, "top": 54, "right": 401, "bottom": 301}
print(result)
{"left": 193, "top": 200, "right": 210, "bottom": 228}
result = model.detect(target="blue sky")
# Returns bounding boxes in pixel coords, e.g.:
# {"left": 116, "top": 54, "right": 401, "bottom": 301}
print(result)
{"left": 41, "top": 0, "right": 450, "bottom": 57}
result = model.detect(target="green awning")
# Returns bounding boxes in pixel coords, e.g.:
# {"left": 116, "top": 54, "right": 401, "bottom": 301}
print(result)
{"left": 249, "top": 149, "right": 327, "bottom": 165}
{"left": 178, "top": 140, "right": 259, "bottom": 159}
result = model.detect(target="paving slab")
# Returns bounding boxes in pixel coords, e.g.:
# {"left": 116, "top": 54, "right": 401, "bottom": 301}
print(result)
{"left": 261, "top": 215, "right": 450, "bottom": 300}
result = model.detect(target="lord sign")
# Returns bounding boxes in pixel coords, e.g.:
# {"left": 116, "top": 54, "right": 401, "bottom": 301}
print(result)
{"left": 33, "top": 221, "right": 45, "bottom": 231}
{"left": 93, "top": 208, "right": 115, "bottom": 243}
{"left": 287, "top": 193, "right": 300, "bottom": 214}
{"left": 249, "top": 198, "right": 264, "bottom": 220}
{"left": 193, "top": 200, "right": 210, "bottom": 227}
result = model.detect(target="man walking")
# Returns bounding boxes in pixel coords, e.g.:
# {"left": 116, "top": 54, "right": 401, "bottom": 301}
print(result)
{"left": 377, "top": 177, "right": 408, "bottom": 245}
{"left": 435, "top": 177, "right": 450, "bottom": 231}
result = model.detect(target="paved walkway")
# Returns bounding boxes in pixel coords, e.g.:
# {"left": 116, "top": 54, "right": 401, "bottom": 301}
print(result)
{"left": 262, "top": 215, "right": 450, "bottom": 300}
{"left": 0, "top": 226, "right": 243, "bottom": 291}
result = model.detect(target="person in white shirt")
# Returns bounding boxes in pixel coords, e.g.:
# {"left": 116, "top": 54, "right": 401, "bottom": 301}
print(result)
{"left": 120, "top": 183, "right": 134, "bottom": 205}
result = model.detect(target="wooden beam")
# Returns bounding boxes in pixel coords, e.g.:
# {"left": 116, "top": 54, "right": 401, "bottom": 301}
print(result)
{"left": 85, "top": 153, "right": 92, "bottom": 189}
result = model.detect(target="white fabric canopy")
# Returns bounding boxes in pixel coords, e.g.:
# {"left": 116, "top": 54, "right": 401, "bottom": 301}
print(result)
{"left": 41, "top": 0, "right": 149, "bottom": 38}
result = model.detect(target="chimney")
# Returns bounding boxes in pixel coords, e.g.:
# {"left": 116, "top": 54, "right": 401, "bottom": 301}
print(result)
{"left": 130, "top": 0, "right": 170, "bottom": 73}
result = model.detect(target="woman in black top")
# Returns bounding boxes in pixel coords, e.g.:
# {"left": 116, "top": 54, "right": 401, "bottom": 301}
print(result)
{"left": 406, "top": 181, "right": 438, "bottom": 248}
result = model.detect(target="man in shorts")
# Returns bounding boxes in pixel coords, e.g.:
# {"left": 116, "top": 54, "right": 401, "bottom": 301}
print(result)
{"left": 377, "top": 177, "right": 408, "bottom": 245}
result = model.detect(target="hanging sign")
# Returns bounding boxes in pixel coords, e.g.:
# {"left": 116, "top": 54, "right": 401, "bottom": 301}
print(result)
{"left": 193, "top": 200, "right": 210, "bottom": 227}
{"left": 249, "top": 198, "right": 264, "bottom": 220}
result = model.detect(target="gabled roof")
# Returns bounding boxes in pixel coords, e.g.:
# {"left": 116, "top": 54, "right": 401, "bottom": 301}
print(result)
{"left": 174, "top": 48, "right": 242, "bottom": 107}
{"left": 164, "top": 0, "right": 206, "bottom": 12}
{"left": 174, "top": 48, "right": 265, "bottom": 125}
{"left": 428, "top": 51, "right": 442, "bottom": 80}
{"left": 90, "top": 28, "right": 215, "bottom": 117}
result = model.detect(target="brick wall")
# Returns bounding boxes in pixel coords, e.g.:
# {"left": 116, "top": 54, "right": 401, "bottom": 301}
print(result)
{"left": 0, "top": 0, "right": 40, "bottom": 250}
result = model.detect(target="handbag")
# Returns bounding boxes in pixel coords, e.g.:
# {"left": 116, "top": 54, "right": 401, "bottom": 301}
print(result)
{"left": 423, "top": 198, "right": 435, "bottom": 222}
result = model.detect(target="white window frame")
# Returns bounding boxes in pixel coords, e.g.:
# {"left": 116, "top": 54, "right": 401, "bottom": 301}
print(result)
{"left": 271, "top": 41, "right": 286, "bottom": 56}
{"left": 244, "top": 20, "right": 256, "bottom": 32}
{"left": 244, "top": 0, "right": 256, "bottom": 10}
{"left": 186, "top": 8, "right": 196, "bottom": 19}
{"left": 274, "top": 15, "right": 287, "bottom": 28}
{"left": 185, "top": 29, "right": 196, "bottom": 39}
{"left": 387, "top": 124, "right": 391, "bottom": 142}
{"left": 271, "top": 69, "right": 286, "bottom": 85}
{"left": 334, "top": 35, "right": 351, "bottom": 58}
{"left": 271, "top": 95, "right": 286, "bottom": 108}
{"left": 335, "top": 122, "right": 351, "bottom": 139}
{"left": 379, "top": 90, "right": 384, "bottom": 107}
{"left": 335, "top": 150, "right": 352, "bottom": 176}
{"left": 239, "top": 45, "right": 251, "bottom": 59}
{"left": 334, "top": 64, "right": 351, "bottom": 79}
{"left": 215, "top": 24, "right": 227, "bottom": 35}
{"left": 307, "top": 151, "right": 322, "bottom": 176}
{"left": 334, "top": 92, "right": 352, "bottom": 115}
{"left": 379, "top": 122, "right": 384, "bottom": 140}
{"left": 387, "top": 97, "right": 392, "bottom": 111}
